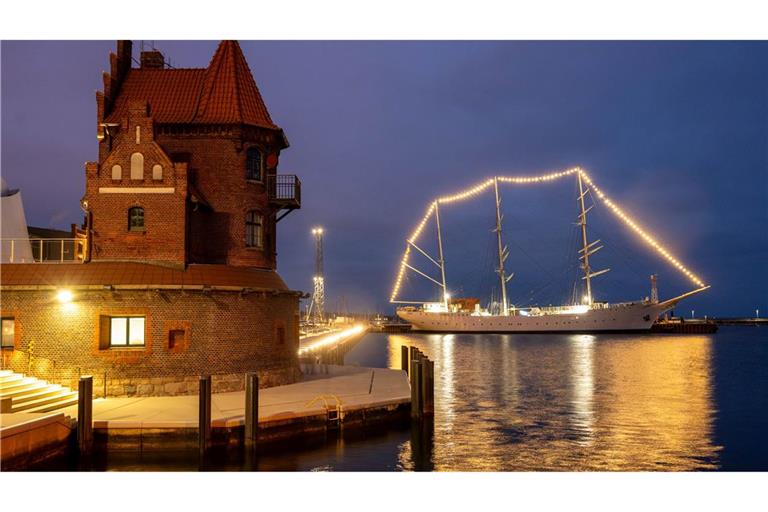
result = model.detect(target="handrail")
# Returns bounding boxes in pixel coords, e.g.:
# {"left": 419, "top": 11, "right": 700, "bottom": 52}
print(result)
{"left": 0, "top": 237, "right": 86, "bottom": 264}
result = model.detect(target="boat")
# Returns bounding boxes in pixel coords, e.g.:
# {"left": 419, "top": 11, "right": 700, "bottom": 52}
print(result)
{"left": 390, "top": 167, "right": 709, "bottom": 333}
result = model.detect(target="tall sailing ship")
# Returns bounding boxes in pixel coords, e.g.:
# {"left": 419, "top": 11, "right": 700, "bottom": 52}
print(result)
{"left": 391, "top": 168, "right": 709, "bottom": 333}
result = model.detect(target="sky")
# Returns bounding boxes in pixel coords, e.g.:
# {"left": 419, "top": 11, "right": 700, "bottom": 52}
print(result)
{"left": 1, "top": 40, "right": 767, "bottom": 316}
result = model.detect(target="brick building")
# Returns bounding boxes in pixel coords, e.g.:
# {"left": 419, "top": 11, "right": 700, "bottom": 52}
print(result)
{"left": 0, "top": 41, "right": 303, "bottom": 396}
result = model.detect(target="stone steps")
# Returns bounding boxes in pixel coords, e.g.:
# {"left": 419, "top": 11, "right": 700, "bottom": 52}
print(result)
{"left": 0, "top": 370, "right": 78, "bottom": 414}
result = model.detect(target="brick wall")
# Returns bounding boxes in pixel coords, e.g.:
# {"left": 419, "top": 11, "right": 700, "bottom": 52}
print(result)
{"left": 155, "top": 126, "right": 279, "bottom": 269}
{"left": 88, "top": 117, "right": 280, "bottom": 269}
{"left": 85, "top": 102, "right": 188, "bottom": 266}
{"left": 0, "top": 289, "right": 301, "bottom": 396}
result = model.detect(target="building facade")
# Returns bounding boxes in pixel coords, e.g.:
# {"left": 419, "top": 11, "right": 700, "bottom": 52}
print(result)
{"left": 0, "top": 41, "right": 302, "bottom": 396}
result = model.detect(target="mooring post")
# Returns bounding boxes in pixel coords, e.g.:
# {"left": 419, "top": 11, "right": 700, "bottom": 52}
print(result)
{"left": 410, "top": 358, "right": 423, "bottom": 419}
{"left": 245, "top": 372, "right": 259, "bottom": 450}
{"left": 422, "top": 359, "right": 434, "bottom": 415}
{"left": 199, "top": 375, "right": 212, "bottom": 455}
{"left": 77, "top": 375, "right": 93, "bottom": 454}
{"left": 401, "top": 345, "right": 409, "bottom": 374}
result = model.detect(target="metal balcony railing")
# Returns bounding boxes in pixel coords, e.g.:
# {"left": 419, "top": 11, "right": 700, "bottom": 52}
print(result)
{"left": 0, "top": 238, "right": 86, "bottom": 264}
{"left": 267, "top": 174, "right": 301, "bottom": 207}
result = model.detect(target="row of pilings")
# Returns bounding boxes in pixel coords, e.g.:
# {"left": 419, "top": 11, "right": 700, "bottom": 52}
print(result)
{"left": 401, "top": 345, "right": 435, "bottom": 419}
{"left": 74, "top": 373, "right": 262, "bottom": 457}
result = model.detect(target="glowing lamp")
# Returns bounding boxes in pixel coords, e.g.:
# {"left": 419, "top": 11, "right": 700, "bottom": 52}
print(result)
{"left": 57, "top": 289, "right": 73, "bottom": 304}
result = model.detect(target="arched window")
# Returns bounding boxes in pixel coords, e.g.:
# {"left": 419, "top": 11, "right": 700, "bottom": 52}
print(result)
{"left": 111, "top": 164, "right": 122, "bottom": 180}
{"left": 130, "top": 152, "right": 144, "bottom": 180}
{"left": 246, "top": 147, "right": 262, "bottom": 181}
{"left": 128, "top": 207, "right": 145, "bottom": 232}
{"left": 152, "top": 164, "right": 163, "bottom": 180}
{"left": 245, "top": 211, "right": 263, "bottom": 247}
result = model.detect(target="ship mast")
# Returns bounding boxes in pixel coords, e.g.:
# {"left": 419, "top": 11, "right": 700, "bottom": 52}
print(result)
{"left": 577, "top": 171, "right": 609, "bottom": 306}
{"left": 494, "top": 177, "right": 511, "bottom": 315}
{"left": 434, "top": 201, "right": 449, "bottom": 310}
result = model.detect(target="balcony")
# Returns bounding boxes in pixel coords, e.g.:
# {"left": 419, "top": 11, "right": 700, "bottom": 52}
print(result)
{"left": 268, "top": 174, "right": 301, "bottom": 222}
{"left": 1, "top": 238, "right": 87, "bottom": 264}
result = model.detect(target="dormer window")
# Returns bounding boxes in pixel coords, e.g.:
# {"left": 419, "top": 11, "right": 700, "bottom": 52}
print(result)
{"left": 246, "top": 147, "right": 262, "bottom": 181}
{"left": 129, "top": 207, "right": 145, "bottom": 232}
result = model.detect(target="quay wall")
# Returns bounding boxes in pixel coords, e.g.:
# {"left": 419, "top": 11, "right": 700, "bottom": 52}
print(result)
{"left": 0, "top": 289, "right": 301, "bottom": 396}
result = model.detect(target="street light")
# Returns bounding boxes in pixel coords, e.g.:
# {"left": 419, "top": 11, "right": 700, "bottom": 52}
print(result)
{"left": 56, "top": 289, "right": 73, "bottom": 304}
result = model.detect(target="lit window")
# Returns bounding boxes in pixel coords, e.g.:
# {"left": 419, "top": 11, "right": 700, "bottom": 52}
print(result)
{"left": 152, "top": 164, "right": 163, "bottom": 180}
{"left": 1, "top": 318, "right": 14, "bottom": 349}
{"left": 246, "top": 147, "right": 262, "bottom": 181}
{"left": 111, "top": 164, "right": 122, "bottom": 180}
{"left": 128, "top": 207, "right": 145, "bottom": 231}
{"left": 245, "top": 211, "right": 263, "bottom": 248}
{"left": 130, "top": 152, "right": 144, "bottom": 180}
{"left": 109, "top": 316, "right": 145, "bottom": 347}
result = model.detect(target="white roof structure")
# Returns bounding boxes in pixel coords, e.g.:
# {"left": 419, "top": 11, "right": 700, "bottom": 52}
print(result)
{"left": 1, "top": 179, "right": 33, "bottom": 263}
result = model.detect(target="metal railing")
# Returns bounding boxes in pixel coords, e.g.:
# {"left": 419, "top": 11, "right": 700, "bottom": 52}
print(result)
{"left": 267, "top": 174, "right": 301, "bottom": 205}
{"left": 0, "top": 238, "right": 86, "bottom": 263}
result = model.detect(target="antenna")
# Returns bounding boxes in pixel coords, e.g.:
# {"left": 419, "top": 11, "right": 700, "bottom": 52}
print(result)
{"left": 650, "top": 274, "right": 659, "bottom": 304}
{"left": 309, "top": 227, "right": 325, "bottom": 324}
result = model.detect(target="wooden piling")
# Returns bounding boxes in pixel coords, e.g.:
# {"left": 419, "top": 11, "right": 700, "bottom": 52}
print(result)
{"left": 410, "top": 358, "right": 423, "bottom": 419}
{"left": 77, "top": 375, "right": 93, "bottom": 454}
{"left": 199, "top": 375, "right": 212, "bottom": 455}
{"left": 245, "top": 372, "right": 259, "bottom": 449}
{"left": 422, "top": 359, "right": 434, "bottom": 415}
{"left": 401, "top": 345, "right": 409, "bottom": 374}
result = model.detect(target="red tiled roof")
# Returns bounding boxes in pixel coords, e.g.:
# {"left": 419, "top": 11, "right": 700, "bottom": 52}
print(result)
{"left": 195, "top": 41, "right": 276, "bottom": 127}
{"left": 106, "top": 69, "right": 205, "bottom": 124}
{"left": 105, "top": 41, "right": 278, "bottom": 129}
{"left": 0, "top": 263, "right": 290, "bottom": 292}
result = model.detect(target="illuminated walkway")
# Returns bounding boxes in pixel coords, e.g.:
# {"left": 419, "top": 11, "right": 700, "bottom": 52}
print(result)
{"left": 44, "top": 365, "right": 408, "bottom": 429}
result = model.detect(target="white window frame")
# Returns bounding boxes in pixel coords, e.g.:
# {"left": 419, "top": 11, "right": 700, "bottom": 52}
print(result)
{"left": 109, "top": 316, "right": 146, "bottom": 347}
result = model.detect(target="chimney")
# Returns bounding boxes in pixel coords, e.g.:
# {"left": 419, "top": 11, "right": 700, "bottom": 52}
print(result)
{"left": 140, "top": 50, "right": 165, "bottom": 69}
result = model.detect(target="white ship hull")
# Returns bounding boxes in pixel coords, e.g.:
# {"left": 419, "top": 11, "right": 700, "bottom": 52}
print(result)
{"left": 398, "top": 302, "right": 672, "bottom": 333}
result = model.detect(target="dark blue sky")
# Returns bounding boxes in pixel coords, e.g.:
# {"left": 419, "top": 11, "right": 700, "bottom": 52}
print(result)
{"left": 2, "top": 41, "right": 766, "bottom": 316}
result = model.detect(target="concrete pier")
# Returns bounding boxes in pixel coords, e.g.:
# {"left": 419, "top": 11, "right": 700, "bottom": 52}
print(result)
{"left": 1, "top": 365, "right": 410, "bottom": 464}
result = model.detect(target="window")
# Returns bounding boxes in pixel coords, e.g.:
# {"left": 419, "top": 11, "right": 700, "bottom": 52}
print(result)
{"left": 109, "top": 316, "right": 145, "bottom": 347}
{"left": 111, "top": 164, "right": 122, "bottom": 180}
{"left": 245, "top": 211, "right": 263, "bottom": 248}
{"left": 1, "top": 318, "right": 14, "bottom": 349}
{"left": 130, "top": 152, "right": 144, "bottom": 180}
{"left": 246, "top": 147, "right": 262, "bottom": 181}
{"left": 128, "top": 207, "right": 145, "bottom": 231}
{"left": 152, "top": 164, "right": 163, "bottom": 180}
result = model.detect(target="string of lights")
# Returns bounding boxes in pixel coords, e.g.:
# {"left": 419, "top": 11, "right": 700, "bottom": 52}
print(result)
{"left": 390, "top": 166, "right": 705, "bottom": 302}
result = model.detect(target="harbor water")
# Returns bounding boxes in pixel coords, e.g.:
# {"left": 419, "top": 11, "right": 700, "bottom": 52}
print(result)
{"left": 29, "top": 326, "right": 766, "bottom": 471}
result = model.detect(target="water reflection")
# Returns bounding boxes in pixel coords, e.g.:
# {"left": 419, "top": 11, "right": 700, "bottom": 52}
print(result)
{"left": 569, "top": 334, "right": 595, "bottom": 445}
{"left": 384, "top": 332, "right": 720, "bottom": 471}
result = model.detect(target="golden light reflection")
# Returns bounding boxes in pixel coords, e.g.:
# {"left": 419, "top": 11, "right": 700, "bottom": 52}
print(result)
{"left": 387, "top": 332, "right": 719, "bottom": 471}
{"left": 569, "top": 334, "right": 595, "bottom": 445}
{"left": 591, "top": 335, "right": 719, "bottom": 470}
